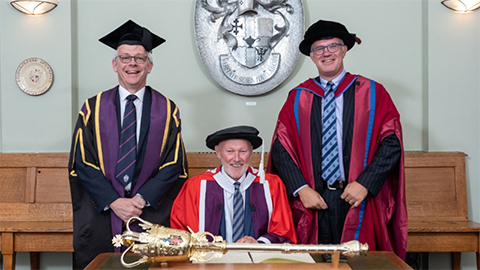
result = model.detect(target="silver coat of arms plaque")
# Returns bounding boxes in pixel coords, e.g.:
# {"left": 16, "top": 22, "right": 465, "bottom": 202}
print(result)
{"left": 194, "top": 0, "right": 304, "bottom": 96}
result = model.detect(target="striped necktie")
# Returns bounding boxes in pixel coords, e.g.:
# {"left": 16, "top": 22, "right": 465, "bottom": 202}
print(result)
{"left": 232, "top": 182, "right": 244, "bottom": 242}
{"left": 321, "top": 81, "right": 340, "bottom": 185}
{"left": 115, "top": 94, "right": 137, "bottom": 188}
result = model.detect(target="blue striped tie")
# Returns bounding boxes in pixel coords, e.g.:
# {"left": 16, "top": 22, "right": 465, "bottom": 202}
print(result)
{"left": 322, "top": 82, "right": 340, "bottom": 185}
{"left": 115, "top": 94, "right": 137, "bottom": 188}
{"left": 232, "top": 182, "right": 244, "bottom": 242}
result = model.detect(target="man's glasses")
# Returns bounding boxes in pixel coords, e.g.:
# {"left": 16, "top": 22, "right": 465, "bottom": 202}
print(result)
{"left": 116, "top": 54, "right": 148, "bottom": 64}
{"left": 311, "top": 43, "right": 344, "bottom": 55}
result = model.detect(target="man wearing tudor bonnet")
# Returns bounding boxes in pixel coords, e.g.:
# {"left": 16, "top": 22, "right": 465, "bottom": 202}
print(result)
{"left": 171, "top": 126, "right": 296, "bottom": 244}
{"left": 268, "top": 19, "right": 407, "bottom": 259}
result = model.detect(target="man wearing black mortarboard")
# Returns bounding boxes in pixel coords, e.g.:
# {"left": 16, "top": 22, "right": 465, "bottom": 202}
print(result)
{"left": 68, "top": 20, "right": 188, "bottom": 269}
{"left": 267, "top": 20, "right": 407, "bottom": 260}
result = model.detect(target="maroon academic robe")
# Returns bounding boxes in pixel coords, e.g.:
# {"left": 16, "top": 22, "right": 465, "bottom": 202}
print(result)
{"left": 268, "top": 74, "right": 407, "bottom": 259}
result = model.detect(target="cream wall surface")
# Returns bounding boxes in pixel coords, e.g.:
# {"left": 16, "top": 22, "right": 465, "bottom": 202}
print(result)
{"left": 0, "top": 0, "right": 478, "bottom": 269}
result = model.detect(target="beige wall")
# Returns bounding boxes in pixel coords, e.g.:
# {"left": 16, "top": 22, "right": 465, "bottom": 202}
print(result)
{"left": 0, "top": 0, "right": 479, "bottom": 269}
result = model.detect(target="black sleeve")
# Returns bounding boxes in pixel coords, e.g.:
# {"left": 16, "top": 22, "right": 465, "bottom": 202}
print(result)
{"left": 74, "top": 143, "right": 120, "bottom": 212}
{"left": 356, "top": 133, "right": 401, "bottom": 196}
{"left": 271, "top": 138, "right": 307, "bottom": 197}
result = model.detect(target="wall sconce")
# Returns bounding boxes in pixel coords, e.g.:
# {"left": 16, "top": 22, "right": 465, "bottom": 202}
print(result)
{"left": 10, "top": 0, "right": 58, "bottom": 15}
{"left": 441, "top": 0, "right": 480, "bottom": 13}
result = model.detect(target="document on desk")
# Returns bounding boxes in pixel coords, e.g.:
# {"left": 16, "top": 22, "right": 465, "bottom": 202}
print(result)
{"left": 250, "top": 252, "right": 316, "bottom": 263}
{"left": 195, "top": 251, "right": 316, "bottom": 264}
{"left": 195, "top": 251, "right": 253, "bottom": 263}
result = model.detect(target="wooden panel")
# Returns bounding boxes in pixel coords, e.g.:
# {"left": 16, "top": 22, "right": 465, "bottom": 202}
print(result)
{"left": 407, "top": 232, "right": 478, "bottom": 252}
{"left": 26, "top": 167, "right": 37, "bottom": 203}
{"left": 0, "top": 168, "right": 27, "bottom": 203}
{"left": 14, "top": 233, "right": 73, "bottom": 252}
{"left": 404, "top": 151, "right": 468, "bottom": 221}
{"left": 0, "top": 153, "right": 68, "bottom": 168}
{"left": 405, "top": 167, "right": 456, "bottom": 202}
{"left": 0, "top": 221, "right": 72, "bottom": 233}
{"left": 36, "top": 168, "right": 71, "bottom": 203}
{"left": 0, "top": 203, "right": 72, "bottom": 222}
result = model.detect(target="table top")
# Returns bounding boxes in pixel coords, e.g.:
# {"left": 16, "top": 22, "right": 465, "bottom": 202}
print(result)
{"left": 85, "top": 251, "right": 412, "bottom": 270}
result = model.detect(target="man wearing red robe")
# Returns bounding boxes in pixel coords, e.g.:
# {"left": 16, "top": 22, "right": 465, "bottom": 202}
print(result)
{"left": 268, "top": 20, "right": 407, "bottom": 260}
{"left": 171, "top": 126, "right": 296, "bottom": 244}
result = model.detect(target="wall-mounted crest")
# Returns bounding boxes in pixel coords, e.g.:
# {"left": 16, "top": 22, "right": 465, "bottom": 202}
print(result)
{"left": 194, "top": 0, "right": 304, "bottom": 96}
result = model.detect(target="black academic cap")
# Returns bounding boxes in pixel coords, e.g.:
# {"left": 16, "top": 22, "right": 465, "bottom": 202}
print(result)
{"left": 206, "top": 125, "right": 263, "bottom": 150}
{"left": 99, "top": 20, "right": 166, "bottom": 52}
{"left": 299, "top": 20, "right": 362, "bottom": 56}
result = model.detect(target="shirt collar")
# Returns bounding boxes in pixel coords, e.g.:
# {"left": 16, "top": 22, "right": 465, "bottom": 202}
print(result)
{"left": 319, "top": 69, "right": 347, "bottom": 89}
{"left": 118, "top": 85, "right": 145, "bottom": 102}
{"left": 213, "top": 167, "right": 256, "bottom": 194}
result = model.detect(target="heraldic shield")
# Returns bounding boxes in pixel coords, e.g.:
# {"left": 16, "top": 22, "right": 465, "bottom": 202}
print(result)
{"left": 227, "top": 16, "right": 274, "bottom": 69}
{"left": 194, "top": 0, "right": 304, "bottom": 96}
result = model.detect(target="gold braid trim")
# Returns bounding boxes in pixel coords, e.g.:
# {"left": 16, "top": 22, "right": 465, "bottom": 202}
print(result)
{"left": 94, "top": 92, "right": 106, "bottom": 175}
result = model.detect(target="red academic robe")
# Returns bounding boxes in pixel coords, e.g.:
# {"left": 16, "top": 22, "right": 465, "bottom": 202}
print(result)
{"left": 170, "top": 167, "right": 297, "bottom": 244}
{"left": 268, "top": 74, "right": 407, "bottom": 259}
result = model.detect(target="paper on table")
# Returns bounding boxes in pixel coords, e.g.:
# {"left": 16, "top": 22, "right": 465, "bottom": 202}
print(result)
{"left": 193, "top": 251, "right": 253, "bottom": 263}
{"left": 249, "top": 252, "right": 316, "bottom": 263}
{"left": 191, "top": 251, "right": 316, "bottom": 264}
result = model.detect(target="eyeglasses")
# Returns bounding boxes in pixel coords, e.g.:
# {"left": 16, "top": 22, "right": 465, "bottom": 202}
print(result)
{"left": 311, "top": 43, "right": 344, "bottom": 55}
{"left": 116, "top": 54, "right": 149, "bottom": 64}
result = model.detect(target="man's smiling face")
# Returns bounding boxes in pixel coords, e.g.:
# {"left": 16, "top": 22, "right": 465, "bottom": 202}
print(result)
{"left": 309, "top": 37, "right": 347, "bottom": 81}
{"left": 215, "top": 139, "right": 253, "bottom": 181}
{"left": 113, "top": 44, "right": 153, "bottom": 93}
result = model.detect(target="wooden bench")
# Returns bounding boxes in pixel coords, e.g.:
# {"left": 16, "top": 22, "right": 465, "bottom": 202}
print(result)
{"left": 404, "top": 151, "right": 480, "bottom": 269}
{"left": 0, "top": 151, "right": 479, "bottom": 270}
{"left": 0, "top": 153, "right": 72, "bottom": 270}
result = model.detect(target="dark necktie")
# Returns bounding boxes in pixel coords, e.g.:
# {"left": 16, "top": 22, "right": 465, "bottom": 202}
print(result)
{"left": 115, "top": 94, "right": 137, "bottom": 188}
{"left": 232, "top": 182, "right": 244, "bottom": 242}
{"left": 321, "top": 81, "right": 340, "bottom": 185}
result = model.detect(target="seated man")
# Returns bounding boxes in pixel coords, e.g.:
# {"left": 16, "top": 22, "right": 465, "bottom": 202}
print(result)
{"left": 171, "top": 125, "right": 297, "bottom": 244}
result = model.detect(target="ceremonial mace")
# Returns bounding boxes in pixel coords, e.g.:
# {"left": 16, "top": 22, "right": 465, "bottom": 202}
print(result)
{"left": 112, "top": 217, "right": 369, "bottom": 268}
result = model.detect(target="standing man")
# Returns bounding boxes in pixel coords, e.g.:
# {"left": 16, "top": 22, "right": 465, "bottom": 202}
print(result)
{"left": 268, "top": 20, "right": 407, "bottom": 259}
{"left": 68, "top": 20, "right": 188, "bottom": 269}
{"left": 171, "top": 126, "right": 296, "bottom": 244}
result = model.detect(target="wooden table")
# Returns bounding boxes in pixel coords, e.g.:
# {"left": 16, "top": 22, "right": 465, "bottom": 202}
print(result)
{"left": 85, "top": 252, "right": 412, "bottom": 270}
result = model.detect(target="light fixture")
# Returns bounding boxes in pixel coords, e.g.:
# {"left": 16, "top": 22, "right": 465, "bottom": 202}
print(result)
{"left": 441, "top": 0, "right": 480, "bottom": 13}
{"left": 10, "top": 0, "right": 58, "bottom": 15}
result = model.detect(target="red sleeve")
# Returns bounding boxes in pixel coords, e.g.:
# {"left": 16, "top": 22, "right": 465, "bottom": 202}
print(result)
{"left": 267, "top": 174, "right": 298, "bottom": 244}
{"left": 170, "top": 176, "right": 201, "bottom": 233}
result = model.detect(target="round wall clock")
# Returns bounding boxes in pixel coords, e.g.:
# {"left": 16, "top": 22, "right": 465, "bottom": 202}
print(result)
{"left": 15, "top": 57, "right": 54, "bottom": 96}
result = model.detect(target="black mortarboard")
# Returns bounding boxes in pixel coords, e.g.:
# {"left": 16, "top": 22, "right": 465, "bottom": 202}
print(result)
{"left": 99, "top": 20, "right": 166, "bottom": 52}
{"left": 206, "top": 126, "right": 263, "bottom": 150}
{"left": 299, "top": 20, "right": 362, "bottom": 56}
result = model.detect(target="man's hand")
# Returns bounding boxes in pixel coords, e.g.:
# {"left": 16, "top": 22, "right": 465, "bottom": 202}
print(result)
{"left": 340, "top": 181, "right": 368, "bottom": 208}
{"left": 132, "top": 194, "right": 147, "bottom": 208}
{"left": 297, "top": 186, "right": 328, "bottom": 210}
{"left": 236, "top": 236, "right": 258, "bottom": 243}
{"left": 110, "top": 196, "right": 145, "bottom": 222}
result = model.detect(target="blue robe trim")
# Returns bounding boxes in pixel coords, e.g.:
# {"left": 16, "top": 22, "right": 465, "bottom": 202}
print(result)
{"left": 354, "top": 79, "right": 376, "bottom": 240}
